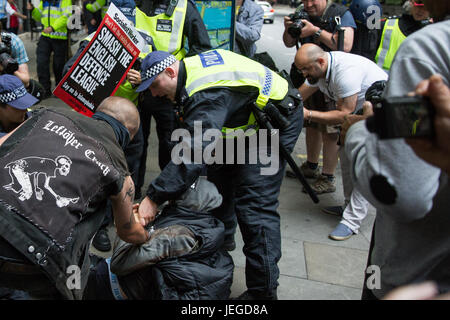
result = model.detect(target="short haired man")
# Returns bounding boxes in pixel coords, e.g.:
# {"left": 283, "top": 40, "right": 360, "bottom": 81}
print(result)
{"left": 0, "top": 96, "right": 150, "bottom": 299}
{"left": 295, "top": 43, "right": 387, "bottom": 240}
{"left": 135, "top": 49, "right": 303, "bottom": 300}
{"left": 283, "top": 0, "right": 357, "bottom": 196}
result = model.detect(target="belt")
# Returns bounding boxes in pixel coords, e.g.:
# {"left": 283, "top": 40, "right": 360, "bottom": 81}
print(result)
{"left": 0, "top": 259, "right": 42, "bottom": 275}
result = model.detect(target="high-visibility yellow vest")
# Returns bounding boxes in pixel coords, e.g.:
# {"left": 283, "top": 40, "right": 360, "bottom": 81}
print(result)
{"left": 375, "top": 19, "right": 407, "bottom": 72}
{"left": 184, "top": 49, "right": 288, "bottom": 134}
{"left": 32, "top": 0, "right": 72, "bottom": 40}
{"left": 135, "top": 0, "right": 188, "bottom": 60}
{"left": 86, "top": 0, "right": 109, "bottom": 18}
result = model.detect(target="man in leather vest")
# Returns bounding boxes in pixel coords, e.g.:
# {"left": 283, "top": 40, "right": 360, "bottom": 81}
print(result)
{"left": 134, "top": 50, "right": 303, "bottom": 300}
{"left": 283, "top": 0, "right": 356, "bottom": 198}
{"left": 0, "top": 96, "right": 151, "bottom": 299}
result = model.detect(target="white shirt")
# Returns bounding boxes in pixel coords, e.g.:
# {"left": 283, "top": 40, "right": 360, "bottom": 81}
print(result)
{"left": 306, "top": 51, "right": 388, "bottom": 112}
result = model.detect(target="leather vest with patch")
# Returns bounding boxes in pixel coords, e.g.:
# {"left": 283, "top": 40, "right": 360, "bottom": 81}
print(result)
{"left": 0, "top": 108, "right": 124, "bottom": 299}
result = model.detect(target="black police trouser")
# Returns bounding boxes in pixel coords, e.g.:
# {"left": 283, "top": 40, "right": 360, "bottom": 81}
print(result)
{"left": 36, "top": 36, "right": 68, "bottom": 92}
{"left": 208, "top": 106, "right": 303, "bottom": 296}
{"left": 137, "top": 93, "right": 177, "bottom": 192}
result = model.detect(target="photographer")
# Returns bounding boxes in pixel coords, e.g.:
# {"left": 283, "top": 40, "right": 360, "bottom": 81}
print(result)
{"left": 341, "top": 0, "right": 449, "bottom": 299}
{"left": 0, "top": 23, "right": 30, "bottom": 88}
{"left": 283, "top": 0, "right": 356, "bottom": 196}
{"left": 295, "top": 43, "right": 387, "bottom": 240}
{"left": 283, "top": 0, "right": 355, "bottom": 53}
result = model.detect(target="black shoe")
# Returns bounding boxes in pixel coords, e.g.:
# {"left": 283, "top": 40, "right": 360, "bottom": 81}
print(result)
{"left": 223, "top": 236, "right": 236, "bottom": 251}
{"left": 234, "top": 290, "right": 278, "bottom": 300}
{"left": 92, "top": 228, "right": 111, "bottom": 252}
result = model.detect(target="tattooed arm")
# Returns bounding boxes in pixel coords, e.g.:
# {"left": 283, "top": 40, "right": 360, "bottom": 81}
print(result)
{"left": 110, "top": 175, "right": 149, "bottom": 245}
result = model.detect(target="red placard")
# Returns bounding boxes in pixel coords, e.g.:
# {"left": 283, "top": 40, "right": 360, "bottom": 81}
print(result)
{"left": 54, "top": 5, "right": 143, "bottom": 117}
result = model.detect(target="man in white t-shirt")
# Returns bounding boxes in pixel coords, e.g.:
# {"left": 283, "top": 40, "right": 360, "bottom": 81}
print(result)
{"left": 295, "top": 43, "right": 388, "bottom": 240}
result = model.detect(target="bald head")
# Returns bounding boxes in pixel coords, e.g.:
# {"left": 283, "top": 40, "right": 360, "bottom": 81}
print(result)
{"left": 294, "top": 44, "right": 328, "bottom": 84}
{"left": 295, "top": 43, "right": 326, "bottom": 68}
{"left": 97, "top": 96, "right": 140, "bottom": 139}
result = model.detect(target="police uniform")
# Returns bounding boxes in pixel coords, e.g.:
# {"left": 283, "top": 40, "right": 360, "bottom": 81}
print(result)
{"left": 30, "top": 0, "right": 72, "bottom": 96}
{"left": 135, "top": 0, "right": 211, "bottom": 198}
{"left": 142, "top": 50, "right": 303, "bottom": 298}
{"left": 0, "top": 107, "right": 129, "bottom": 299}
{"left": 375, "top": 14, "right": 430, "bottom": 72}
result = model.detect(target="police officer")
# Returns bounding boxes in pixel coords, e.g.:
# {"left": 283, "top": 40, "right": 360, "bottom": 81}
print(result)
{"left": 135, "top": 50, "right": 303, "bottom": 300}
{"left": 133, "top": 0, "right": 211, "bottom": 200}
{"left": 375, "top": 0, "right": 431, "bottom": 73}
{"left": 0, "top": 96, "right": 150, "bottom": 299}
{"left": 27, "top": 0, "right": 72, "bottom": 99}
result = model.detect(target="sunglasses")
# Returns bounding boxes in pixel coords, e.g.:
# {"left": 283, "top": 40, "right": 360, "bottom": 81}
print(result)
{"left": 413, "top": 1, "right": 424, "bottom": 7}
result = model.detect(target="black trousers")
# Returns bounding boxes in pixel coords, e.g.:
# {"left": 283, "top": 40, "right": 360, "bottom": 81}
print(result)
{"left": 137, "top": 92, "right": 177, "bottom": 193}
{"left": 208, "top": 106, "right": 303, "bottom": 296}
{"left": 36, "top": 36, "right": 68, "bottom": 92}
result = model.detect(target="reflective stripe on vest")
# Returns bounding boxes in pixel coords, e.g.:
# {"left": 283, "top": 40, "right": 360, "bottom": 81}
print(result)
{"left": 375, "top": 19, "right": 407, "bottom": 72}
{"left": 134, "top": 0, "right": 187, "bottom": 60}
{"left": 34, "top": 0, "right": 71, "bottom": 39}
{"left": 184, "top": 49, "right": 288, "bottom": 134}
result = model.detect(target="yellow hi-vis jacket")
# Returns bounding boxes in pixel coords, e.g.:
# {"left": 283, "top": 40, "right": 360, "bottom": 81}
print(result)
{"left": 86, "top": 0, "right": 109, "bottom": 18}
{"left": 184, "top": 49, "right": 288, "bottom": 134}
{"left": 135, "top": 0, "right": 188, "bottom": 60}
{"left": 32, "top": 0, "right": 72, "bottom": 40}
{"left": 375, "top": 18, "right": 407, "bottom": 72}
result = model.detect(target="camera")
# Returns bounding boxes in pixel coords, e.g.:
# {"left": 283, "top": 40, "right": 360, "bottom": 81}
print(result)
{"left": 0, "top": 32, "right": 18, "bottom": 75}
{"left": 287, "top": 10, "right": 310, "bottom": 39}
{"left": 366, "top": 96, "right": 434, "bottom": 139}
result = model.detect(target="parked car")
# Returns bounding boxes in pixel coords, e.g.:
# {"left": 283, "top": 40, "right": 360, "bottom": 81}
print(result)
{"left": 257, "top": 1, "right": 275, "bottom": 24}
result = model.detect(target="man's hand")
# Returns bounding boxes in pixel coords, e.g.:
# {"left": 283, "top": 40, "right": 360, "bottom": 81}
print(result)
{"left": 283, "top": 16, "right": 294, "bottom": 29}
{"left": 127, "top": 69, "right": 141, "bottom": 86}
{"left": 299, "top": 19, "right": 319, "bottom": 38}
{"left": 90, "top": 18, "right": 97, "bottom": 26}
{"left": 138, "top": 196, "right": 158, "bottom": 226}
{"left": 406, "top": 75, "right": 450, "bottom": 175}
{"left": 43, "top": 26, "right": 53, "bottom": 34}
{"left": 340, "top": 101, "right": 374, "bottom": 145}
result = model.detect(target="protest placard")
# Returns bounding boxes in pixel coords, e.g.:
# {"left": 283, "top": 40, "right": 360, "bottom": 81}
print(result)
{"left": 54, "top": 3, "right": 145, "bottom": 116}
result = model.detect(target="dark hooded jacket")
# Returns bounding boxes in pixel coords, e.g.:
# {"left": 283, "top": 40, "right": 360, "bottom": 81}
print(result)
{"left": 110, "top": 177, "right": 234, "bottom": 299}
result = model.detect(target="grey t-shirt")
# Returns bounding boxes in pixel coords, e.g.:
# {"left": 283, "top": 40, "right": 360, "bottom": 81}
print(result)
{"left": 345, "top": 20, "right": 450, "bottom": 298}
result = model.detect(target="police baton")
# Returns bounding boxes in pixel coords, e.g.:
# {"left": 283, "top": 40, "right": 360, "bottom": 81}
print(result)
{"left": 250, "top": 103, "right": 319, "bottom": 204}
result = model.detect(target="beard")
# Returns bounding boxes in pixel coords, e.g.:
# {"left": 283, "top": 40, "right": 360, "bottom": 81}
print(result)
{"left": 307, "top": 76, "right": 319, "bottom": 84}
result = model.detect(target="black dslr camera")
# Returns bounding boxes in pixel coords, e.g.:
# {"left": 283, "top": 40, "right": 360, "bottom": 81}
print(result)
{"left": 366, "top": 96, "right": 434, "bottom": 140}
{"left": 287, "top": 10, "right": 310, "bottom": 39}
{"left": 0, "top": 32, "right": 19, "bottom": 75}
{"left": 365, "top": 81, "right": 434, "bottom": 139}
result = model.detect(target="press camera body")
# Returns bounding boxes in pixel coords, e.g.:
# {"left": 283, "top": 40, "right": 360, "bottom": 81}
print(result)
{"left": 287, "top": 11, "right": 310, "bottom": 39}
{"left": 0, "top": 32, "right": 19, "bottom": 75}
{"left": 366, "top": 96, "right": 434, "bottom": 139}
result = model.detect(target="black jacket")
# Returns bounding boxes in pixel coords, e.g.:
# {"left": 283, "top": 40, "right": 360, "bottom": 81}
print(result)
{"left": 112, "top": 177, "right": 234, "bottom": 299}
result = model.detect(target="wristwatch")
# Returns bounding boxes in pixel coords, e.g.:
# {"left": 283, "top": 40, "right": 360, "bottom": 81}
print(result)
{"left": 314, "top": 28, "right": 322, "bottom": 40}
